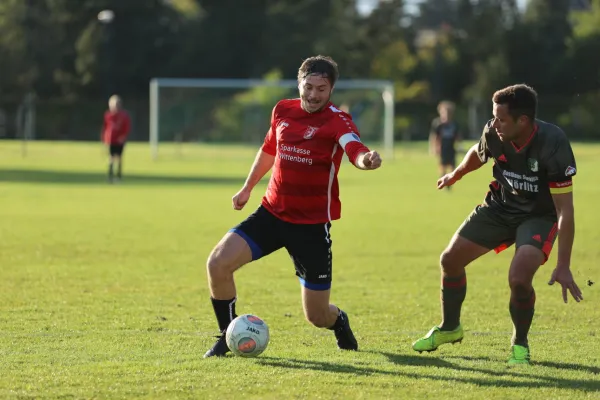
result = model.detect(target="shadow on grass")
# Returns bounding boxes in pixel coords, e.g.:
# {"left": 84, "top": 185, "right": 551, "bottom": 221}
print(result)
{"left": 444, "top": 355, "right": 600, "bottom": 374}
{"left": 535, "top": 360, "right": 600, "bottom": 375}
{"left": 0, "top": 169, "right": 244, "bottom": 186}
{"left": 256, "top": 352, "right": 600, "bottom": 392}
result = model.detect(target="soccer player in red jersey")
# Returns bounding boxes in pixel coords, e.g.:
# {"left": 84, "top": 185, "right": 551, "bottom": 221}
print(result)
{"left": 204, "top": 55, "right": 382, "bottom": 357}
{"left": 102, "top": 95, "right": 131, "bottom": 183}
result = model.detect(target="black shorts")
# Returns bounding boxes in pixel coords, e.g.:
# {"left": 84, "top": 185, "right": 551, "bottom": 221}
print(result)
{"left": 230, "top": 205, "right": 333, "bottom": 290}
{"left": 109, "top": 144, "right": 125, "bottom": 156}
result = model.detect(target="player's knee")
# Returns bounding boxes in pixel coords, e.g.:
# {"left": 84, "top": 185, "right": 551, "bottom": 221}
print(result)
{"left": 206, "top": 253, "right": 220, "bottom": 277}
{"left": 508, "top": 275, "right": 532, "bottom": 297}
{"left": 440, "top": 249, "right": 462, "bottom": 275}
{"left": 304, "top": 309, "right": 330, "bottom": 328}
{"left": 508, "top": 264, "right": 533, "bottom": 295}
{"left": 206, "top": 248, "right": 231, "bottom": 278}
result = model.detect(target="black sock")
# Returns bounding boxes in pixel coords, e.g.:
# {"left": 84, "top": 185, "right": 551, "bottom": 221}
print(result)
{"left": 327, "top": 307, "right": 344, "bottom": 330}
{"left": 440, "top": 273, "right": 467, "bottom": 331}
{"left": 211, "top": 297, "right": 237, "bottom": 332}
{"left": 117, "top": 161, "right": 122, "bottom": 178}
{"left": 510, "top": 290, "right": 535, "bottom": 347}
{"left": 108, "top": 163, "right": 114, "bottom": 179}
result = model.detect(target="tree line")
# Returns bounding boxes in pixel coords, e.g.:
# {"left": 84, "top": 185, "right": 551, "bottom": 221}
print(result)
{"left": 0, "top": 0, "right": 599, "bottom": 141}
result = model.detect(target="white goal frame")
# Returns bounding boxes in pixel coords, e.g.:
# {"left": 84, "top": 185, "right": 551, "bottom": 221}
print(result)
{"left": 149, "top": 78, "right": 395, "bottom": 160}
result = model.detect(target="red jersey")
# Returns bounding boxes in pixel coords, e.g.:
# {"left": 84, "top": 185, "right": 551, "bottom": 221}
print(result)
{"left": 261, "top": 99, "right": 368, "bottom": 224}
{"left": 103, "top": 110, "right": 131, "bottom": 145}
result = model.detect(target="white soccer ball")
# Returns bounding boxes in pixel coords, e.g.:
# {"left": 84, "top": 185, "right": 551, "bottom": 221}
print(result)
{"left": 226, "top": 314, "right": 270, "bottom": 357}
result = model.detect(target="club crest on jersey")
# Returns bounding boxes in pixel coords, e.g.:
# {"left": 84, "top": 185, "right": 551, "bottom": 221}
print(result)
{"left": 303, "top": 126, "right": 318, "bottom": 139}
{"left": 565, "top": 166, "right": 576, "bottom": 176}
{"left": 528, "top": 158, "right": 538, "bottom": 172}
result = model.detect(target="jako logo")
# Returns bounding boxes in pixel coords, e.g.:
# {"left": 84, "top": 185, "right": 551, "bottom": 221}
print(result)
{"left": 246, "top": 326, "right": 260, "bottom": 334}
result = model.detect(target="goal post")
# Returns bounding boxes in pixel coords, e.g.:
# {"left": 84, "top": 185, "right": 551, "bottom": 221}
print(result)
{"left": 149, "top": 78, "right": 395, "bottom": 160}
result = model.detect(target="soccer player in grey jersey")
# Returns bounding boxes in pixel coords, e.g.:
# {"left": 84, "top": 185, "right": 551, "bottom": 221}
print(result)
{"left": 412, "top": 84, "right": 583, "bottom": 365}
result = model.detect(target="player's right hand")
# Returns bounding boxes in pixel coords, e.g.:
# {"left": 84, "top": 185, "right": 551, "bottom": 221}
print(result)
{"left": 232, "top": 188, "right": 251, "bottom": 210}
{"left": 361, "top": 151, "right": 382, "bottom": 170}
{"left": 437, "top": 172, "right": 459, "bottom": 189}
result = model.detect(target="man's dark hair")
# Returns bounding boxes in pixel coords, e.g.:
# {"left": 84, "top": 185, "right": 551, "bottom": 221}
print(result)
{"left": 492, "top": 84, "right": 538, "bottom": 121}
{"left": 297, "top": 55, "right": 339, "bottom": 87}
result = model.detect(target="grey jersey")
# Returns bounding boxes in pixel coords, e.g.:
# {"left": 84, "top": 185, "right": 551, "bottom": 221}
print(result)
{"left": 477, "top": 119, "right": 577, "bottom": 217}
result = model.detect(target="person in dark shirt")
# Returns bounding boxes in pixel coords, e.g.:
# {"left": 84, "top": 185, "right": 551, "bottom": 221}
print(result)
{"left": 430, "top": 101, "right": 461, "bottom": 189}
{"left": 413, "top": 84, "right": 582, "bottom": 366}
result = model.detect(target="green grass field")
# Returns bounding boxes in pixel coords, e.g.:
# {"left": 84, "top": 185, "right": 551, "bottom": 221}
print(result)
{"left": 1, "top": 141, "right": 598, "bottom": 399}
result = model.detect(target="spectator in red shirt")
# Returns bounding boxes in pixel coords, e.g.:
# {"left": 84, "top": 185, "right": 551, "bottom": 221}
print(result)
{"left": 204, "top": 55, "right": 383, "bottom": 358}
{"left": 102, "top": 95, "right": 131, "bottom": 182}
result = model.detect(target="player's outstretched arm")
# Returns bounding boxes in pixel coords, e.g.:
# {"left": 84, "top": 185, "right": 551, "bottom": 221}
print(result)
{"left": 548, "top": 191, "right": 583, "bottom": 303}
{"left": 437, "top": 143, "right": 485, "bottom": 189}
{"left": 232, "top": 150, "right": 275, "bottom": 210}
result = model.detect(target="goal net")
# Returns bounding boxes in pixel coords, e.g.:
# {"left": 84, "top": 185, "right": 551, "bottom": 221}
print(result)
{"left": 149, "top": 77, "right": 395, "bottom": 160}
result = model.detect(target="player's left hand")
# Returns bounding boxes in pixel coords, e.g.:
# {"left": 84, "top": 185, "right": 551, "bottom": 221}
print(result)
{"left": 361, "top": 151, "right": 382, "bottom": 170}
{"left": 548, "top": 267, "right": 583, "bottom": 303}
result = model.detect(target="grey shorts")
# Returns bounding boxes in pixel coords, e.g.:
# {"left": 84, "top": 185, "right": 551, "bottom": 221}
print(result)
{"left": 458, "top": 205, "right": 558, "bottom": 262}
